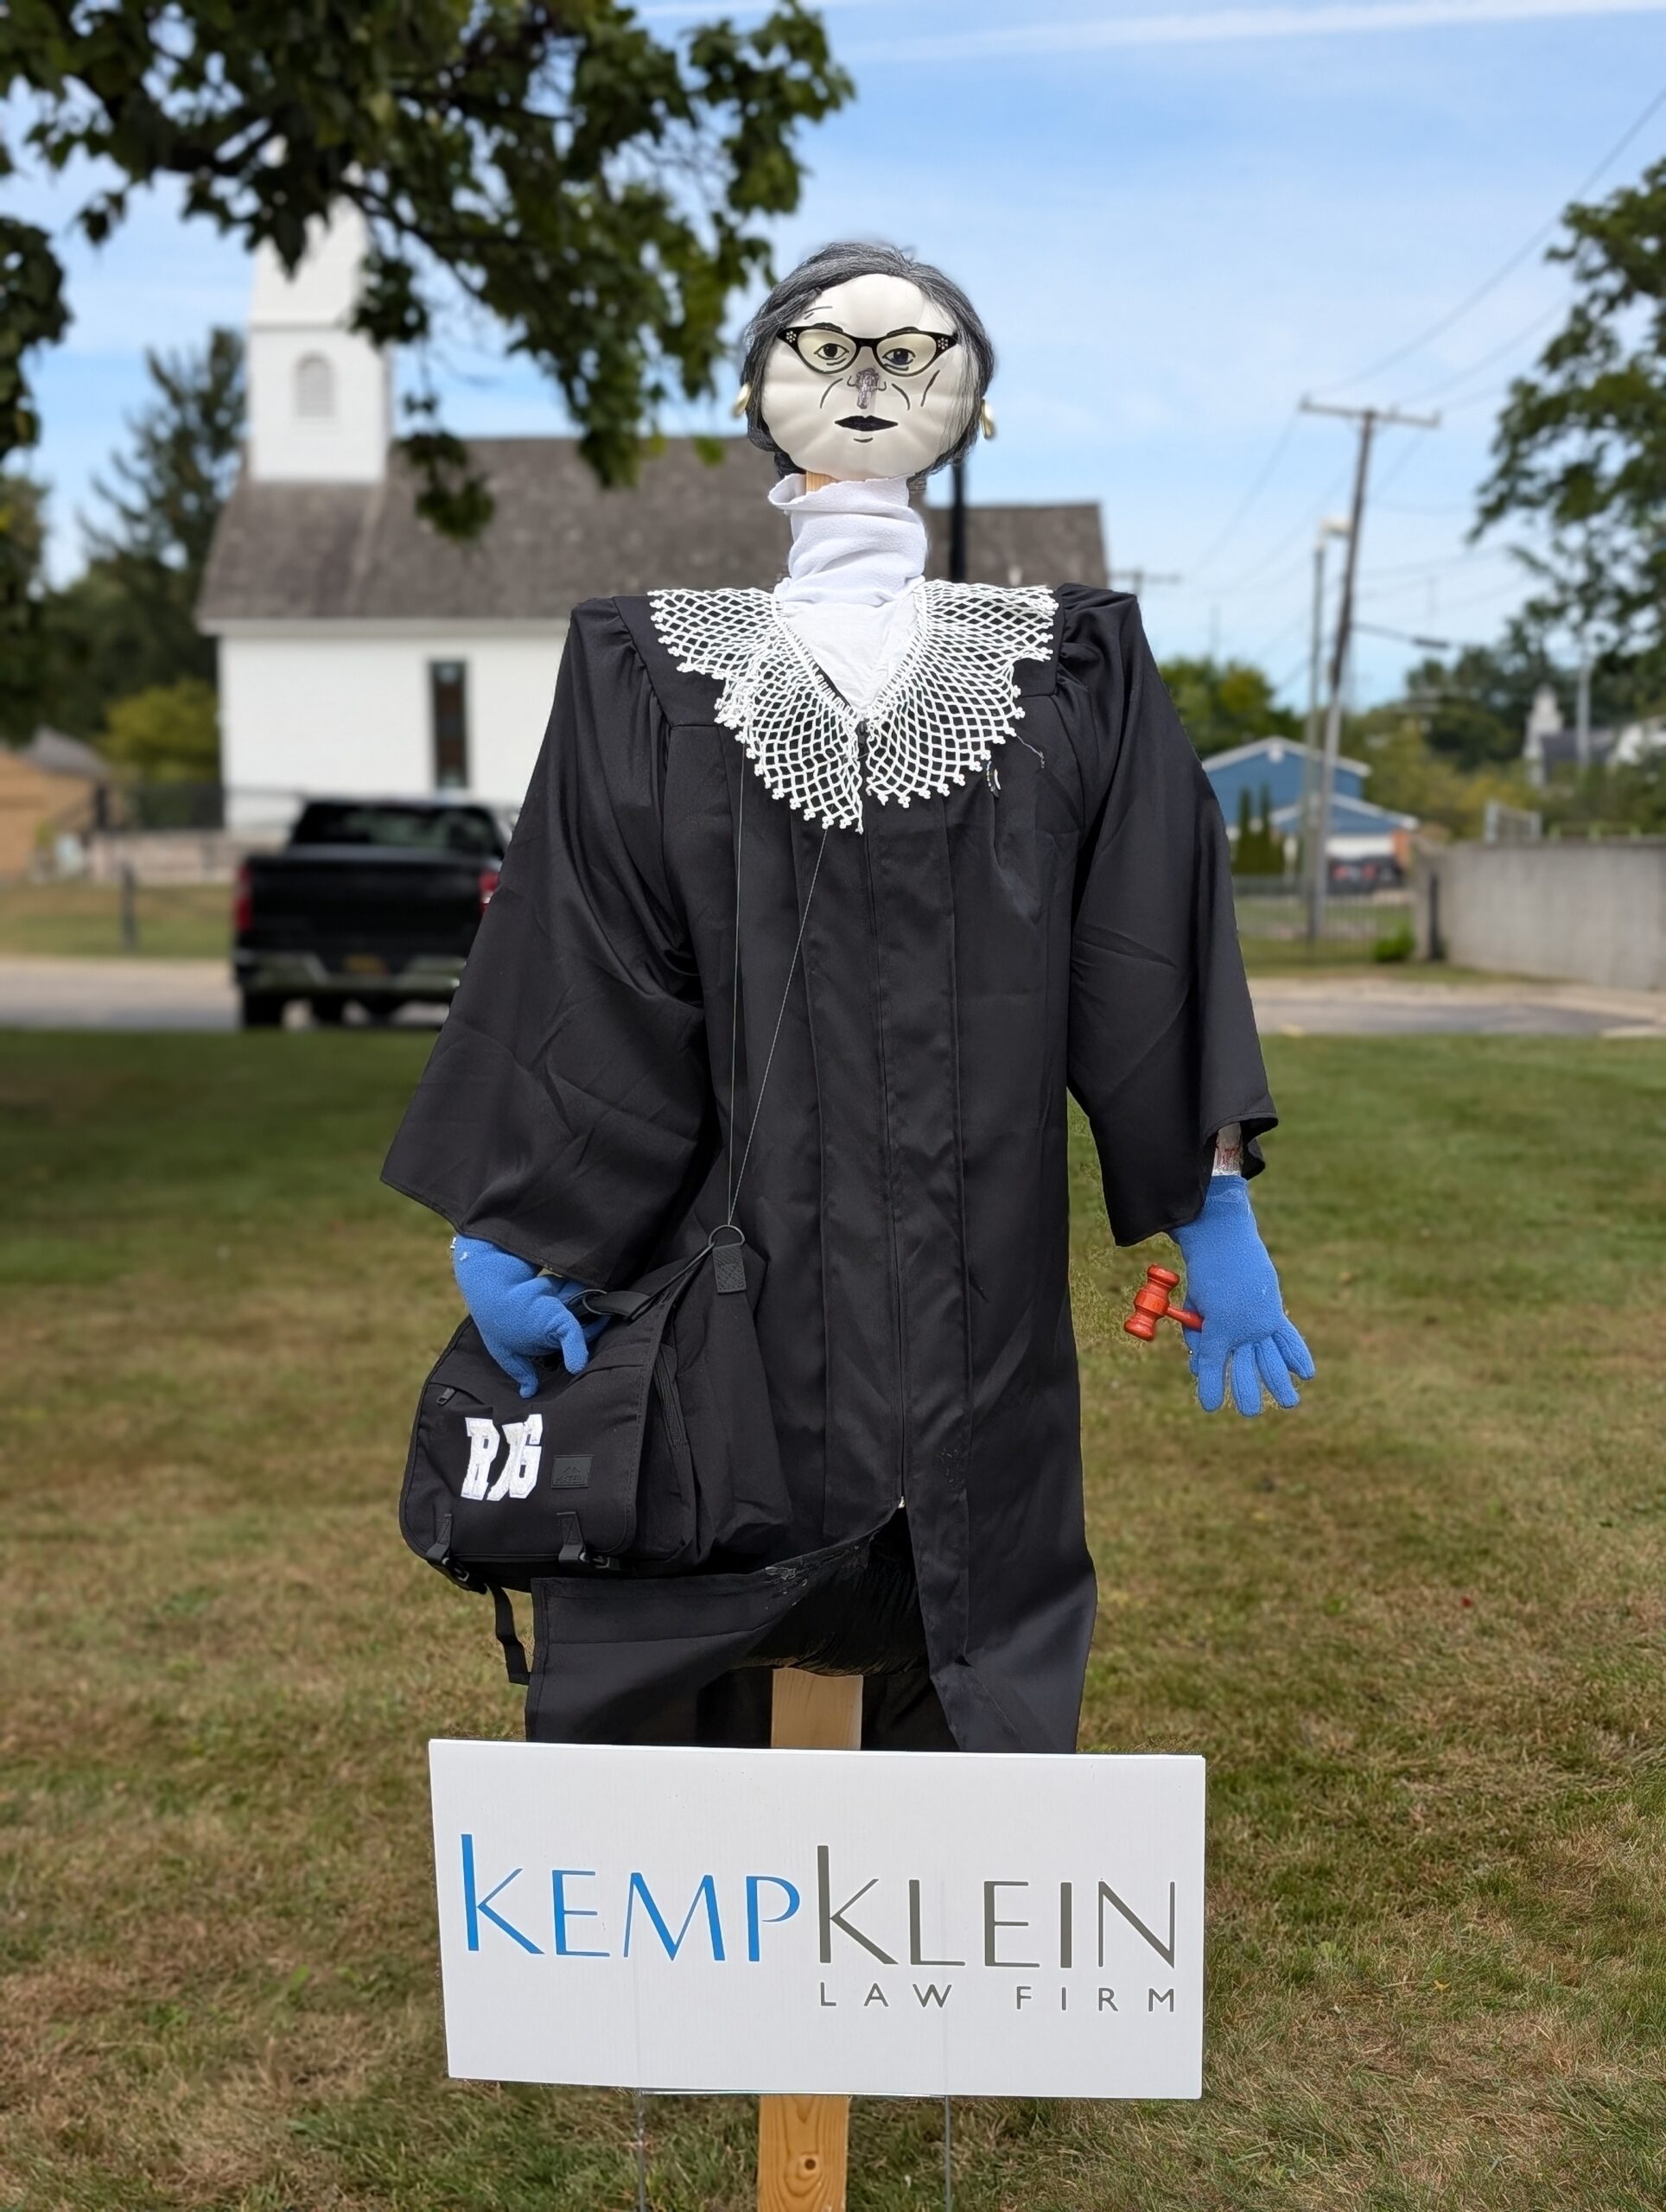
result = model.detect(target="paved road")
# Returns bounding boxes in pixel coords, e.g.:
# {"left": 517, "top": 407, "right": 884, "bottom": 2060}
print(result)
{"left": 0, "top": 958, "right": 438, "bottom": 1031}
{"left": 1249, "top": 975, "right": 1666, "bottom": 1039}
{"left": 0, "top": 957, "right": 1663, "bottom": 1039}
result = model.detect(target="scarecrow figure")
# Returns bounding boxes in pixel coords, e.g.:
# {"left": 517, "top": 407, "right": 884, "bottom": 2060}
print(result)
{"left": 385, "top": 243, "right": 1313, "bottom": 1753}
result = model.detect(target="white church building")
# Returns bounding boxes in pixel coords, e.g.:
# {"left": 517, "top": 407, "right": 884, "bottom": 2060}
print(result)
{"left": 199, "top": 213, "right": 1107, "bottom": 829}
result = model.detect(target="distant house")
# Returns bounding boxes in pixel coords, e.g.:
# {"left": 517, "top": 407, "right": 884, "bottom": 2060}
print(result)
{"left": 1198, "top": 735, "right": 1415, "bottom": 871}
{"left": 0, "top": 729, "right": 108, "bottom": 879}
{"left": 1268, "top": 791, "right": 1418, "bottom": 867}
{"left": 1522, "top": 682, "right": 1666, "bottom": 788}
{"left": 197, "top": 210, "right": 1107, "bottom": 830}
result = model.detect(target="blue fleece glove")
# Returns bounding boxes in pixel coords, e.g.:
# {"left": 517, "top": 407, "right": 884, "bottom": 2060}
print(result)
{"left": 1171, "top": 1176, "right": 1314, "bottom": 1418}
{"left": 451, "top": 1236, "right": 603, "bottom": 1400}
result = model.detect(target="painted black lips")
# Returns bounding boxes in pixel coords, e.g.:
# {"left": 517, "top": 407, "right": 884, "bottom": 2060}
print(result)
{"left": 836, "top": 414, "right": 895, "bottom": 430}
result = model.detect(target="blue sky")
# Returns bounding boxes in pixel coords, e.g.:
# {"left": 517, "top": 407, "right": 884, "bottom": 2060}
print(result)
{"left": 11, "top": 0, "right": 1666, "bottom": 704}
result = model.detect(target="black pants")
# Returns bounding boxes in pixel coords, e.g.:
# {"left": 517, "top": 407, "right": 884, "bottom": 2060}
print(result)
{"left": 541, "top": 1512, "right": 955, "bottom": 1751}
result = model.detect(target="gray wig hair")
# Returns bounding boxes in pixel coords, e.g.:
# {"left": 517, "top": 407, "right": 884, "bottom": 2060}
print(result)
{"left": 737, "top": 240, "right": 994, "bottom": 483}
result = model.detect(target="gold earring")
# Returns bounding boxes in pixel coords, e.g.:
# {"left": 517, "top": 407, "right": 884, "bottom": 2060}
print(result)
{"left": 731, "top": 382, "right": 753, "bottom": 420}
{"left": 980, "top": 400, "right": 997, "bottom": 442}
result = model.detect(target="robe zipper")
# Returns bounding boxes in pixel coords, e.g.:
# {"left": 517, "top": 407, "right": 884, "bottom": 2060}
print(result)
{"left": 855, "top": 716, "right": 910, "bottom": 1514}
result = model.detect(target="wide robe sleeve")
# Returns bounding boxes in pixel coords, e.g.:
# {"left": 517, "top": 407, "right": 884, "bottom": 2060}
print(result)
{"left": 1058, "top": 588, "right": 1276, "bottom": 1246}
{"left": 381, "top": 600, "right": 713, "bottom": 1287}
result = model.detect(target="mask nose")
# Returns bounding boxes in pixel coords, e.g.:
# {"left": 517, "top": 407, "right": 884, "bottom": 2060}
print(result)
{"left": 851, "top": 364, "right": 882, "bottom": 410}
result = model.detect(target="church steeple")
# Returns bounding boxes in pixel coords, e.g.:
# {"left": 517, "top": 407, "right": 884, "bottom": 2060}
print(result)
{"left": 246, "top": 205, "right": 391, "bottom": 483}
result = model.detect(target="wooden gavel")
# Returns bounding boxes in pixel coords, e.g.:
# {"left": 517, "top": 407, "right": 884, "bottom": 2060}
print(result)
{"left": 1123, "top": 1264, "right": 1203, "bottom": 1341}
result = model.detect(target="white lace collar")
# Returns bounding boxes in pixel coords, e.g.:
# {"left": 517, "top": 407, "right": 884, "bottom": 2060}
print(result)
{"left": 648, "top": 580, "right": 1057, "bottom": 834}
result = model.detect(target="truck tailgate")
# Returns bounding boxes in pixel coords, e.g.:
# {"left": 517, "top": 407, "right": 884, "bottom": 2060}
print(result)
{"left": 243, "top": 848, "right": 486, "bottom": 965}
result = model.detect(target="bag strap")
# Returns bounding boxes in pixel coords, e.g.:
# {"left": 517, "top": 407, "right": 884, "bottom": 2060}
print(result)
{"left": 723, "top": 767, "right": 830, "bottom": 1230}
{"left": 487, "top": 1583, "right": 530, "bottom": 1686}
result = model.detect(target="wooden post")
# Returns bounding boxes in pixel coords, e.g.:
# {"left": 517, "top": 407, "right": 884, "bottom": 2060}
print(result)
{"left": 757, "top": 1669, "right": 862, "bottom": 2212}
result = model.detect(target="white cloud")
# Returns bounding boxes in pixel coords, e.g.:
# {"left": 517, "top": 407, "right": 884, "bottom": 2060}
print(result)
{"left": 848, "top": 0, "right": 1666, "bottom": 66}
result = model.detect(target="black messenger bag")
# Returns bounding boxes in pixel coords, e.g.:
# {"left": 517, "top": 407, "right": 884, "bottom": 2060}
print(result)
{"left": 398, "top": 791, "right": 830, "bottom": 1684}
{"left": 399, "top": 1229, "right": 792, "bottom": 1677}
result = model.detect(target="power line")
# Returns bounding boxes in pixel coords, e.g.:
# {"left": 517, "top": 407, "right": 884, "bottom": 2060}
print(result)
{"left": 1396, "top": 300, "right": 1565, "bottom": 406}
{"left": 1160, "top": 86, "right": 1663, "bottom": 654}
{"left": 1360, "top": 432, "right": 1427, "bottom": 507}
{"left": 1271, "top": 648, "right": 1312, "bottom": 700}
{"left": 1314, "top": 82, "right": 1666, "bottom": 397}
{"left": 1226, "top": 539, "right": 1331, "bottom": 600}
{"left": 1184, "top": 410, "right": 1302, "bottom": 580}
{"left": 1243, "top": 604, "right": 1312, "bottom": 669}
{"left": 1211, "top": 460, "right": 1353, "bottom": 595}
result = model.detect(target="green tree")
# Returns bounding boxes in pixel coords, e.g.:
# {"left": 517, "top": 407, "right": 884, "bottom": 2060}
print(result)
{"left": 1398, "top": 634, "right": 1576, "bottom": 770}
{"left": 80, "top": 327, "right": 245, "bottom": 691}
{"left": 1162, "top": 655, "right": 1300, "bottom": 758}
{"left": 100, "top": 676, "right": 219, "bottom": 782}
{"left": 1230, "top": 779, "right": 1283, "bottom": 875}
{"left": 1348, "top": 709, "right": 1531, "bottom": 839}
{"left": 0, "top": 181, "right": 69, "bottom": 643}
{"left": 0, "top": 0, "right": 850, "bottom": 575}
{"left": 1474, "top": 156, "right": 1666, "bottom": 696}
{"left": 0, "top": 471, "right": 51, "bottom": 741}
{"left": 5, "top": 333, "right": 247, "bottom": 742}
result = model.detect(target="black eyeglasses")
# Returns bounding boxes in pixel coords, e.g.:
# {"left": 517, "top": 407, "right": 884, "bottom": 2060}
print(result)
{"left": 779, "top": 324, "right": 960, "bottom": 377}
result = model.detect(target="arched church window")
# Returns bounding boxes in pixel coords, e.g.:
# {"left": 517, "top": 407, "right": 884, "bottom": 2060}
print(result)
{"left": 295, "top": 353, "right": 335, "bottom": 419}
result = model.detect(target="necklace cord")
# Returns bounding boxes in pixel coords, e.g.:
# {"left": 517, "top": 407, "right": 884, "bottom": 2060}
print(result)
{"left": 724, "top": 768, "right": 745, "bottom": 1219}
{"left": 722, "top": 807, "right": 830, "bottom": 1231}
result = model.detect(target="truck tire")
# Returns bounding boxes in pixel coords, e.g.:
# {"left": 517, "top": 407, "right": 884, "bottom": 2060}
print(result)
{"left": 240, "top": 992, "right": 285, "bottom": 1029}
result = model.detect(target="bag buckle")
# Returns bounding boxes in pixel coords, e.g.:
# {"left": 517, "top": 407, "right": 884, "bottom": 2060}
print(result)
{"left": 556, "top": 1510, "right": 618, "bottom": 1572}
{"left": 708, "top": 1223, "right": 747, "bottom": 1296}
{"left": 424, "top": 1512, "right": 484, "bottom": 1590}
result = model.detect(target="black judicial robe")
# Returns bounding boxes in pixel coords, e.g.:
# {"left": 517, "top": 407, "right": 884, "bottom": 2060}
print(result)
{"left": 383, "top": 585, "right": 1275, "bottom": 1754}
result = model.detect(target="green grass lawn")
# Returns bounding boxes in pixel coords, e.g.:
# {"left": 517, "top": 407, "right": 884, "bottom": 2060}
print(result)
{"left": 1239, "top": 936, "right": 1423, "bottom": 976}
{"left": 2, "top": 1033, "right": 1662, "bottom": 2211}
{"left": 0, "top": 879, "right": 232, "bottom": 959}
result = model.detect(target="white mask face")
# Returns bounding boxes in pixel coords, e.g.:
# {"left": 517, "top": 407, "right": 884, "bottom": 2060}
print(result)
{"left": 758, "top": 271, "right": 976, "bottom": 483}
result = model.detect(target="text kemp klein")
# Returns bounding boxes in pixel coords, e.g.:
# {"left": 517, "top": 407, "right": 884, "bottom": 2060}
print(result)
{"left": 456, "top": 1838, "right": 1180, "bottom": 1980}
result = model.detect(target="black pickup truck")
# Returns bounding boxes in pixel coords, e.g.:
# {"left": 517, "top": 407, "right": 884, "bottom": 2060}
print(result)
{"left": 232, "top": 798, "right": 511, "bottom": 1028}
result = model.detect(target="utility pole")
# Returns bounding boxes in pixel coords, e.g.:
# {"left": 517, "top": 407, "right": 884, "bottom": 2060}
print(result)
{"left": 1103, "top": 561, "right": 1182, "bottom": 652}
{"left": 1108, "top": 564, "right": 1182, "bottom": 603}
{"left": 1298, "top": 397, "right": 1440, "bottom": 940}
{"left": 1574, "top": 644, "right": 1592, "bottom": 773}
{"left": 1298, "top": 517, "right": 1350, "bottom": 924}
{"left": 949, "top": 454, "right": 969, "bottom": 583}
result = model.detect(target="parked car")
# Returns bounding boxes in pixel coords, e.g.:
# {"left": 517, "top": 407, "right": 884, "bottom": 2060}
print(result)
{"left": 1326, "top": 855, "right": 1405, "bottom": 894}
{"left": 232, "top": 798, "right": 511, "bottom": 1028}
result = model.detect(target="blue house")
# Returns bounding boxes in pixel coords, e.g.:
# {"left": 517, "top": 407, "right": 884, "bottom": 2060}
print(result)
{"left": 1201, "top": 737, "right": 1366, "bottom": 823}
{"left": 1200, "top": 736, "right": 1415, "bottom": 868}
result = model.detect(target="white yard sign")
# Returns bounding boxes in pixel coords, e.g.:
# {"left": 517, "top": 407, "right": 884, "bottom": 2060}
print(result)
{"left": 429, "top": 1740, "right": 1204, "bottom": 2099}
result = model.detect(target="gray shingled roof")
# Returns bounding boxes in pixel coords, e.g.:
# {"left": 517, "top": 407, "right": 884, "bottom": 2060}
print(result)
{"left": 22, "top": 728, "right": 109, "bottom": 777}
{"left": 197, "top": 436, "right": 1105, "bottom": 625}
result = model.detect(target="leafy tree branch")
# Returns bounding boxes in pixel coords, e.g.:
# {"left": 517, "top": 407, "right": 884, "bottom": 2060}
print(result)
{"left": 1474, "top": 156, "right": 1666, "bottom": 690}
{"left": 0, "top": 0, "right": 851, "bottom": 565}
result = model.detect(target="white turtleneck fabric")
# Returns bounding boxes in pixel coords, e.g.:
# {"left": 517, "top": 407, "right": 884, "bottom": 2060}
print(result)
{"left": 768, "top": 473, "right": 925, "bottom": 715}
